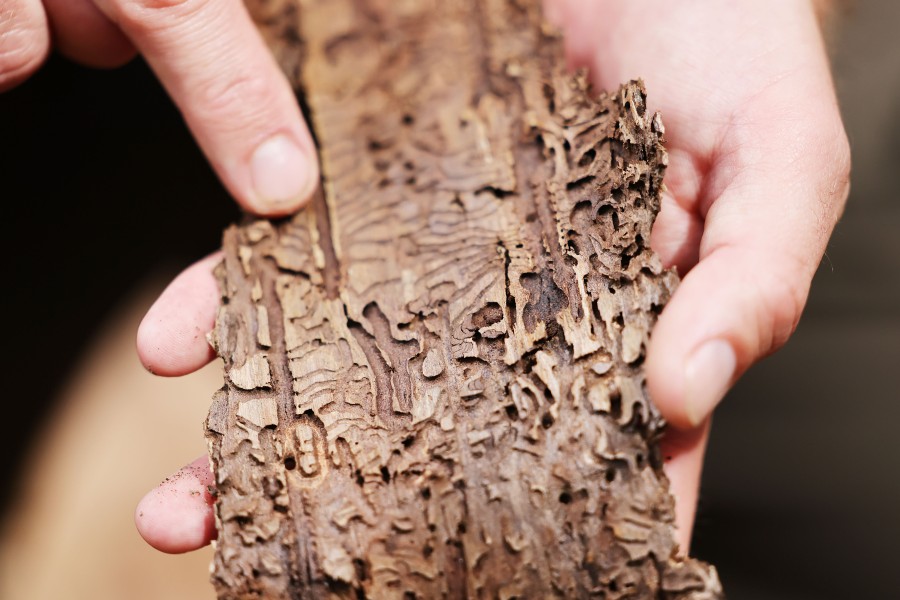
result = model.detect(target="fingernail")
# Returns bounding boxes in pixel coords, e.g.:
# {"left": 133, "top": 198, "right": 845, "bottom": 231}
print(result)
{"left": 684, "top": 339, "right": 736, "bottom": 427}
{"left": 248, "top": 134, "right": 314, "bottom": 213}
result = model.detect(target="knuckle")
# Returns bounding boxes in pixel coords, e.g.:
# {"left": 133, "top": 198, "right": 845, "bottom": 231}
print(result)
{"left": 0, "top": 16, "right": 48, "bottom": 90}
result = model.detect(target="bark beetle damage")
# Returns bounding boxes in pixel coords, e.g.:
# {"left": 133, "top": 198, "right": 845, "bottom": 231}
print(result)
{"left": 207, "top": 0, "right": 723, "bottom": 597}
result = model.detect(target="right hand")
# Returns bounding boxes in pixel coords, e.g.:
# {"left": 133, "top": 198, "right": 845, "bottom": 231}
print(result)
{"left": 2, "top": 0, "right": 319, "bottom": 215}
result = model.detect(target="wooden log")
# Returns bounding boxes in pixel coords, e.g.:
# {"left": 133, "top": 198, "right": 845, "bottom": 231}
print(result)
{"left": 206, "top": 0, "right": 723, "bottom": 597}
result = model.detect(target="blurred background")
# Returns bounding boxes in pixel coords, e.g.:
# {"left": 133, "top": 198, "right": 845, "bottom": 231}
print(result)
{"left": 1, "top": 2, "right": 897, "bottom": 598}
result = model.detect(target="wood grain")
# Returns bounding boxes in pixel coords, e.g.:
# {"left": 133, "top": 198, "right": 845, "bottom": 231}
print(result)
{"left": 207, "top": 1, "right": 723, "bottom": 597}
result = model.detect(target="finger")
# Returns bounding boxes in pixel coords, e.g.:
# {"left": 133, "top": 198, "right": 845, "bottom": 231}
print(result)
{"left": 42, "top": 0, "right": 135, "bottom": 68}
{"left": 649, "top": 148, "right": 705, "bottom": 274}
{"left": 0, "top": 0, "right": 50, "bottom": 91}
{"left": 135, "top": 455, "right": 216, "bottom": 553}
{"left": 647, "top": 111, "right": 850, "bottom": 430}
{"left": 649, "top": 191, "right": 702, "bottom": 276}
{"left": 136, "top": 252, "right": 221, "bottom": 376}
{"left": 95, "top": 0, "right": 318, "bottom": 216}
{"left": 660, "top": 420, "right": 710, "bottom": 553}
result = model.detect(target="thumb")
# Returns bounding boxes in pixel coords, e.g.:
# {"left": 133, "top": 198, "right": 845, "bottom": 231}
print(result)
{"left": 647, "top": 242, "right": 810, "bottom": 429}
{"left": 647, "top": 126, "right": 849, "bottom": 430}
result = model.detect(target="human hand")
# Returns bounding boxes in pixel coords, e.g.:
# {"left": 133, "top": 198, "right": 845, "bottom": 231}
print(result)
{"left": 132, "top": 0, "right": 850, "bottom": 556}
{"left": 545, "top": 0, "right": 851, "bottom": 548}
{"left": 2, "top": 0, "right": 319, "bottom": 215}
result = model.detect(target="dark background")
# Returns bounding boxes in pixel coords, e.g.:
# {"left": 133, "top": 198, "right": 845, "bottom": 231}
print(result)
{"left": 0, "top": 55, "right": 237, "bottom": 505}
{"left": 1, "top": 2, "right": 898, "bottom": 598}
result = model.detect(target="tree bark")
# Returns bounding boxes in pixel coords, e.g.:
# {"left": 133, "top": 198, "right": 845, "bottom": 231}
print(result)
{"left": 206, "top": 0, "right": 723, "bottom": 597}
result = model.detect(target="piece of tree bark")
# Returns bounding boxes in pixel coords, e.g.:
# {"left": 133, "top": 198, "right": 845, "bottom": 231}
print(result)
{"left": 206, "top": 0, "right": 723, "bottom": 597}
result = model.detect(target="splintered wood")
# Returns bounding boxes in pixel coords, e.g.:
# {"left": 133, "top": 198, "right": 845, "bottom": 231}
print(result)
{"left": 206, "top": 0, "right": 723, "bottom": 597}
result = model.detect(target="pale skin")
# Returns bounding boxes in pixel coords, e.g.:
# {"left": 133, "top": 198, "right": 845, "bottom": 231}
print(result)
{"left": 3, "top": 0, "right": 849, "bottom": 555}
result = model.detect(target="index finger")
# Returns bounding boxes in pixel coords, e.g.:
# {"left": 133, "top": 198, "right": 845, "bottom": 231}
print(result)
{"left": 95, "top": 0, "right": 318, "bottom": 216}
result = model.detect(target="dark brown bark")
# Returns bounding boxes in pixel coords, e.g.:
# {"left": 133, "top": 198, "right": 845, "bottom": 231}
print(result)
{"left": 206, "top": 0, "right": 723, "bottom": 597}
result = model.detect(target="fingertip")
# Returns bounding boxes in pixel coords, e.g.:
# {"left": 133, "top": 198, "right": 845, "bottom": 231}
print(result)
{"left": 135, "top": 456, "right": 216, "bottom": 554}
{"left": 649, "top": 333, "right": 737, "bottom": 430}
{"left": 646, "top": 319, "right": 693, "bottom": 431}
{"left": 682, "top": 339, "right": 736, "bottom": 427}
{"left": 243, "top": 132, "right": 319, "bottom": 216}
{"left": 646, "top": 253, "right": 742, "bottom": 430}
{"left": 648, "top": 242, "right": 804, "bottom": 429}
{"left": 136, "top": 310, "right": 217, "bottom": 377}
{"left": 136, "top": 254, "right": 222, "bottom": 377}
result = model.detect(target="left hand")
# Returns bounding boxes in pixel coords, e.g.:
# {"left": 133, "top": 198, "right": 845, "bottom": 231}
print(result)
{"left": 134, "top": 0, "right": 850, "bottom": 555}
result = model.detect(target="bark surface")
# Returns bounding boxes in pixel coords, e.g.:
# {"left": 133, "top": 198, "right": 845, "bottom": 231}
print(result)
{"left": 206, "top": 0, "right": 723, "bottom": 597}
